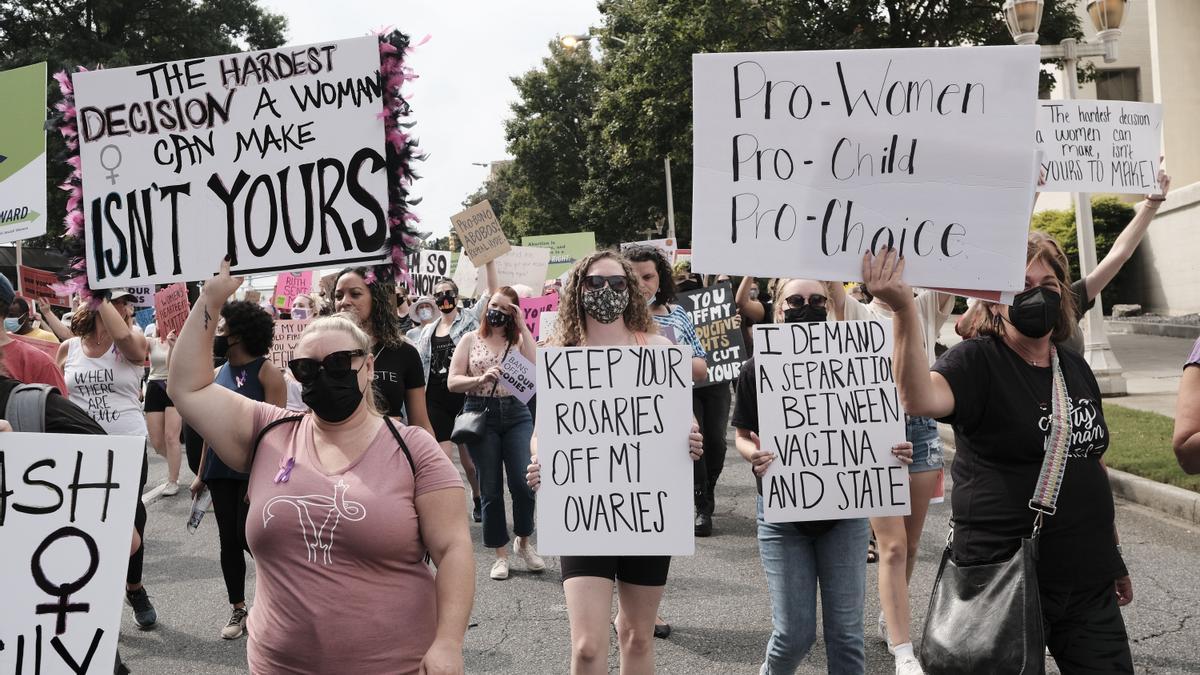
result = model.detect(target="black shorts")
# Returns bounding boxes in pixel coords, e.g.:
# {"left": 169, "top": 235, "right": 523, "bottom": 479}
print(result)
{"left": 560, "top": 555, "right": 671, "bottom": 587}
{"left": 144, "top": 380, "right": 174, "bottom": 412}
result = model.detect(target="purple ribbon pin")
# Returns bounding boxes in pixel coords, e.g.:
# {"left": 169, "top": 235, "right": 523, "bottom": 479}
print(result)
{"left": 274, "top": 457, "right": 295, "bottom": 484}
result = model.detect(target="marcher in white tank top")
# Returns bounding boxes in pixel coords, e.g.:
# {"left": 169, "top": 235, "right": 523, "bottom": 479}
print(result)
{"left": 64, "top": 337, "right": 148, "bottom": 437}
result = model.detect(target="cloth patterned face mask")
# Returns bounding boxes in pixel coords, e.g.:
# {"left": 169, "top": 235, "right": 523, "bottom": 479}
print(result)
{"left": 581, "top": 287, "right": 629, "bottom": 324}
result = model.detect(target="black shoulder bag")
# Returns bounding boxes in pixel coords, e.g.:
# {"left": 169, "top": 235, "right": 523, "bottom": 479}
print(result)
{"left": 449, "top": 342, "right": 511, "bottom": 445}
{"left": 920, "top": 346, "right": 1072, "bottom": 674}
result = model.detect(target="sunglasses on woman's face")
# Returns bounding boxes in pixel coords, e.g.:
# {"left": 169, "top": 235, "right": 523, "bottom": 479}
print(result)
{"left": 434, "top": 291, "right": 457, "bottom": 303}
{"left": 582, "top": 275, "right": 629, "bottom": 292}
{"left": 287, "top": 349, "right": 366, "bottom": 385}
{"left": 784, "top": 294, "right": 828, "bottom": 309}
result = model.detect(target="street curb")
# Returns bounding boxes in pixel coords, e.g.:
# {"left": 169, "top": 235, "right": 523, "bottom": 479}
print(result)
{"left": 937, "top": 425, "right": 1200, "bottom": 527}
{"left": 142, "top": 483, "right": 170, "bottom": 506}
{"left": 1106, "top": 319, "right": 1200, "bottom": 340}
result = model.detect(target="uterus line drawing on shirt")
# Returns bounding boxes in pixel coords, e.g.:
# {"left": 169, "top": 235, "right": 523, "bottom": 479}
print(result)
{"left": 263, "top": 479, "right": 367, "bottom": 565}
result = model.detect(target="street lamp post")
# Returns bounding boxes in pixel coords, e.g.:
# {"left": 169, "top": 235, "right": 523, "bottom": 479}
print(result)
{"left": 1003, "top": 0, "right": 1130, "bottom": 396}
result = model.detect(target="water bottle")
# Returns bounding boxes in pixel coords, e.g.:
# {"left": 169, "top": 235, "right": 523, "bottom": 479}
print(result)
{"left": 187, "top": 486, "right": 212, "bottom": 533}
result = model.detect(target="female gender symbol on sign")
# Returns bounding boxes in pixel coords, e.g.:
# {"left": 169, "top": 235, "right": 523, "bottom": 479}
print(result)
{"left": 99, "top": 145, "right": 122, "bottom": 185}
{"left": 31, "top": 526, "right": 100, "bottom": 635}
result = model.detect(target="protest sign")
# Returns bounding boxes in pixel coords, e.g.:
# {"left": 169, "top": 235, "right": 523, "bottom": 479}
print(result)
{"left": 621, "top": 238, "right": 677, "bottom": 263}
{"left": 754, "top": 320, "right": 910, "bottom": 522}
{"left": 692, "top": 45, "right": 1040, "bottom": 293}
{"left": 153, "top": 283, "right": 189, "bottom": 338}
{"left": 1036, "top": 100, "right": 1162, "bottom": 194}
{"left": 18, "top": 265, "right": 70, "bottom": 309}
{"left": 126, "top": 286, "right": 154, "bottom": 309}
{"left": 73, "top": 36, "right": 390, "bottom": 289}
{"left": 500, "top": 350, "right": 537, "bottom": 404}
{"left": 539, "top": 311, "right": 559, "bottom": 343}
{"left": 519, "top": 293, "right": 560, "bottom": 341}
{"left": 405, "top": 249, "right": 452, "bottom": 296}
{"left": 678, "top": 282, "right": 748, "bottom": 385}
{"left": 451, "top": 200, "right": 509, "bottom": 266}
{"left": 0, "top": 432, "right": 144, "bottom": 675}
{"left": 535, "top": 345, "right": 695, "bottom": 555}
{"left": 522, "top": 232, "right": 596, "bottom": 279}
{"left": 268, "top": 319, "right": 310, "bottom": 370}
{"left": 452, "top": 246, "right": 551, "bottom": 298}
{"left": 133, "top": 307, "right": 156, "bottom": 330}
{"left": 0, "top": 62, "right": 48, "bottom": 244}
{"left": 272, "top": 271, "right": 313, "bottom": 311}
{"left": 10, "top": 333, "right": 60, "bottom": 359}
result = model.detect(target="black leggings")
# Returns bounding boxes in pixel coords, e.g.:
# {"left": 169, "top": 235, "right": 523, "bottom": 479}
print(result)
{"left": 127, "top": 450, "right": 149, "bottom": 586}
{"left": 692, "top": 383, "right": 732, "bottom": 513}
{"left": 1043, "top": 580, "right": 1134, "bottom": 674}
{"left": 208, "top": 479, "right": 251, "bottom": 605}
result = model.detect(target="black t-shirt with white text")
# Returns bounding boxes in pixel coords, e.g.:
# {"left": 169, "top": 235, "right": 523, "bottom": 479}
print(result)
{"left": 373, "top": 342, "right": 425, "bottom": 419}
{"left": 932, "top": 336, "right": 1125, "bottom": 587}
{"left": 731, "top": 357, "right": 837, "bottom": 537}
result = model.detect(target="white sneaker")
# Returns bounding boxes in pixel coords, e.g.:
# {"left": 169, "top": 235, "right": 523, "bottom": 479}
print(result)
{"left": 879, "top": 611, "right": 891, "bottom": 649}
{"left": 220, "top": 607, "right": 248, "bottom": 640}
{"left": 514, "top": 539, "right": 545, "bottom": 572}
{"left": 162, "top": 481, "right": 179, "bottom": 496}
{"left": 895, "top": 654, "right": 925, "bottom": 675}
{"left": 490, "top": 558, "right": 509, "bottom": 580}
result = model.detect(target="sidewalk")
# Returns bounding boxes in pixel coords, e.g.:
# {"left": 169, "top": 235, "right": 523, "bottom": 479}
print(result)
{"left": 938, "top": 320, "right": 1200, "bottom": 524}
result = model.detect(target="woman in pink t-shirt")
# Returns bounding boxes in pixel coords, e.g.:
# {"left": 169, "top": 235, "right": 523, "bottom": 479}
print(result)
{"left": 170, "top": 259, "right": 474, "bottom": 674}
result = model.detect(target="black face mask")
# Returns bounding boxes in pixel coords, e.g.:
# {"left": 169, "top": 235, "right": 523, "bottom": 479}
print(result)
{"left": 783, "top": 305, "right": 828, "bottom": 324}
{"left": 1007, "top": 286, "right": 1061, "bottom": 339}
{"left": 301, "top": 369, "right": 365, "bottom": 423}
{"left": 213, "top": 334, "right": 230, "bottom": 359}
{"left": 486, "top": 309, "right": 510, "bottom": 327}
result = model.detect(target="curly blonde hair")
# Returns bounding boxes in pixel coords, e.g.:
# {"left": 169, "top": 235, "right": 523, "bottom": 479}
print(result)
{"left": 549, "top": 250, "right": 657, "bottom": 347}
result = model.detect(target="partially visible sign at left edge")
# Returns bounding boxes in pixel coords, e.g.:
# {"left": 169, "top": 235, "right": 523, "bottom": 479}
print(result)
{"left": 0, "top": 62, "right": 48, "bottom": 244}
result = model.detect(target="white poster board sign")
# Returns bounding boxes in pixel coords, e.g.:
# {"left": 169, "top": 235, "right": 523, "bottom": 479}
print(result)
{"left": 1036, "top": 100, "right": 1162, "bottom": 194}
{"left": 406, "top": 249, "right": 452, "bottom": 296}
{"left": 0, "top": 432, "right": 145, "bottom": 674}
{"left": 500, "top": 350, "right": 536, "bottom": 404}
{"left": 452, "top": 246, "right": 551, "bottom": 298}
{"left": 754, "top": 321, "right": 910, "bottom": 522}
{"left": 535, "top": 346, "right": 695, "bottom": 555}
{"left": 73, "top": 36, "right": 390, "bottom": 289}
{"left": 692, "top": 45, "right": 1041, "bottom": 293}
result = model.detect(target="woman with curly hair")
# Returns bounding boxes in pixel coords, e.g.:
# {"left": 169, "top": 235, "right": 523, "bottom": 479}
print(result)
{"left": 527, "top": 250, "right": 705, "bottom": 674}
{"left": 191, "top": 300, "right": 286, "bottom": 639}
{"left": 334, "top": 267, "right": 435, "bottom": 439}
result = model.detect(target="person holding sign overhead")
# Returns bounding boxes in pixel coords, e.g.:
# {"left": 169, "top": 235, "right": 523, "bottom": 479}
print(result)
{"left": 55, "top": 289, "right": 158, "bottom": 629}
{"left": 447, "top": 286, "right": 542, "bottom": 580}
{"left": 169, "top": 258, "right": 475, "bottom": 675}
{"left": 731, "top": 277, "right": 916, "bottom": 675}
{"left": 526, "top": 250, "right": 705, "bottom": 675}
{"left": 334, "top": 267, "right": 435, "bottom": 440}
{"left": 866, "top": 239, "right": 1134, "bottom": 674}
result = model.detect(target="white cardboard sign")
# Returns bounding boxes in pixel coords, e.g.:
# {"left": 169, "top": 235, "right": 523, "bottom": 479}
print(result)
{"left": 452, "top": 246, "right": 551, "bottom": 298}
{"left": 74, "top": 36, "right": 390, "bottom": 289}
{"left": 406, "top": 249, "right": 452, "bottom": 296}
{"left": 1036, "top": 100, "right": 1162, "bottom": 194}
{"left": 692, "top": 45, "right": 1041, "bottom": 293}
{"left": 0, "top": 432, "right": 145, "bottom": 674}
{"left": 535, "top": 346, "right": 695, "bottom": 556}
{"left": 500, "top": 350, "right": 536, "bottom": 404}
{"left": 754, "top": 321, "right": 910, "bottom": 522}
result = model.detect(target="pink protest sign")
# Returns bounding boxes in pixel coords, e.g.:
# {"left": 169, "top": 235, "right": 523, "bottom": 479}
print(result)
{"left": 519, "top": 293, "right": 560, "bottom": 341}
{"left": 273, "top": 271, "right": 314, "bottom": 311}
{"left": 154, "top": 283, "right": 189, "bottom": 338}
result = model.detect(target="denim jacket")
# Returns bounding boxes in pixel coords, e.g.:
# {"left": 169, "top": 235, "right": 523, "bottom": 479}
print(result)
{"left": 414, "top": 296, "right": 488, "bottom": 379}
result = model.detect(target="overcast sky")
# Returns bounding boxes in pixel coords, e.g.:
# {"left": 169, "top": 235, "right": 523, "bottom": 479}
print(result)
{"left": 259, "top": 0, "right": 602, "bottom": 240}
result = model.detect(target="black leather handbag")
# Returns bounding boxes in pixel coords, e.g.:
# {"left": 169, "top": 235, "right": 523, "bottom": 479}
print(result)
{"left": 450, "top": 343, "right": 511, "bottom": 445}
{"left": 920, "top": 346, "right": 1073, "bottom": 675}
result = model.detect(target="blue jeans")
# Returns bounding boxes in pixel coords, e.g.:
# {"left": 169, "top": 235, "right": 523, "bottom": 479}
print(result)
{"left": 463, "top": 395, "right": 535, "bottom": 548}
{"left": 756, "top": 497, "right": 868, "bottom": 675}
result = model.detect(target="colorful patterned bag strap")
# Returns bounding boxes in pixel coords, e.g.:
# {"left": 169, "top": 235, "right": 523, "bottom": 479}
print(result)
{"left": 1028, "top": 345, "right": 1073, "bottom": 533}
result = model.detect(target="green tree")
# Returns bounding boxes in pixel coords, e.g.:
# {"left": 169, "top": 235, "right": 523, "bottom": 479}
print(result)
{"left": 462, "top": 161, "right": 514, "bottom": 227}
{"left": 1033, "top": 196, "right": 1136, "bottom": 312}
{"left": 0, "top": 0, "right": 287, "bottom": 246}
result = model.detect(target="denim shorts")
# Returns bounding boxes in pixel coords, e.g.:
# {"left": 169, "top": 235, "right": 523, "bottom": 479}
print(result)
{"left": 906, "top": 415, "right": 944, "bottom": 473}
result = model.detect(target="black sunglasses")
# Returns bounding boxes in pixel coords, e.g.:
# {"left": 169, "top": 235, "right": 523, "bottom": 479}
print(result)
{"left": 784, "top": 294, "right": 828, "bottom": 309}
{"left": 287, "top": 349, "right": 366, "bottom": 385}
{"left": 582, "top": 275, "right": 629, "bottom": 292}
{"left": 434, "top": 291, "right": 457, "bottom": 302}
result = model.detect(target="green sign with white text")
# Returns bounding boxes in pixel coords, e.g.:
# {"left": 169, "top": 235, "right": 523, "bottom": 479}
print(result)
{"left": 0, "top": 62, "right": 47, "bottom": 244}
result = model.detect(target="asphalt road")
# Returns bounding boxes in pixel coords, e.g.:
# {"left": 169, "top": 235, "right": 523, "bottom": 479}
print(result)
{"left": 120, "top": 432, "right": 1200, "bottom": 674}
